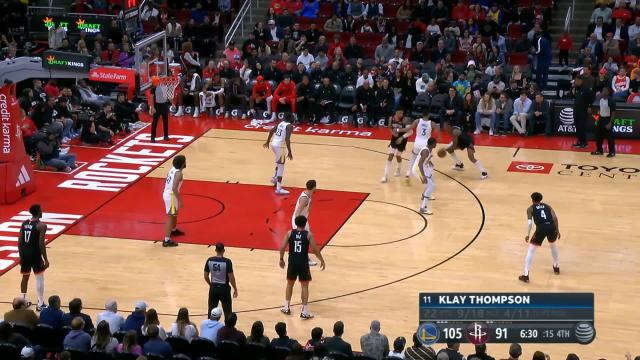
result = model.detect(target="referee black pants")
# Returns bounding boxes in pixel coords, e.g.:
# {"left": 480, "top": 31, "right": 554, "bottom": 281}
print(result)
{"left": 208, "top": 284, "right": 232, "bottom": 317}
{"left": 151, "top": 102, "right": 170, "bottom": 142}
{"left": 595, "top": 116, "right": 615, "bottom": 154}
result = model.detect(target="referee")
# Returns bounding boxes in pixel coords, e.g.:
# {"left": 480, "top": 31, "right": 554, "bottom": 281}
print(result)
{"left": 204, "top": 242, "right": 237, "bottom": 318}
{"left": 149, "top": 76, "right": 170, "bottom": 143}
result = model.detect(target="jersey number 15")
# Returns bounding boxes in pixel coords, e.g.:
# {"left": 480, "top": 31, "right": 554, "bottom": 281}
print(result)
{"left": 294, "top": 241, "right": 302, "bottom": 253}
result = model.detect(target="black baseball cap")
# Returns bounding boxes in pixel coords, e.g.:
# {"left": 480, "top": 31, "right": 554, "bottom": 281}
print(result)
{"left": 215, "top": 242, "right": 225, "bottom": 251}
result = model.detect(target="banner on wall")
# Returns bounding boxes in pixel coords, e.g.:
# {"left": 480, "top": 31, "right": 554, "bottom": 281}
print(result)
{"left": 30, "top": 15, "right": 111, "bottom": 35}
{"left": 88, "top": 66, "right": 138, "bottom": 99}
{"left": 552, "top": 103, "right": 640, "bottom": 139}
{"left": 42, "top": 50, "right": 93, "bottom": 72}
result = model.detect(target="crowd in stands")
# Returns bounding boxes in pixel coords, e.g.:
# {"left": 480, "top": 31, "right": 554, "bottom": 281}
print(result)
{"left": 5, "top": 295, "right": 633, "bottom": 360}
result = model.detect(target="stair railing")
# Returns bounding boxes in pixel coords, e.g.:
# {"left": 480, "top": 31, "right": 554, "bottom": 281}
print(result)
{"left": 225, "top": 0, "right": 254, "bottom": 48}
{"left": 564, "top": 5, "right": 572, "bottom": 32}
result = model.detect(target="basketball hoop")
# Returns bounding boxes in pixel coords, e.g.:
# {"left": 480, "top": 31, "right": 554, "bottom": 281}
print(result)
{"left": 156, "top": 76, "right": 180, "bottom": 104}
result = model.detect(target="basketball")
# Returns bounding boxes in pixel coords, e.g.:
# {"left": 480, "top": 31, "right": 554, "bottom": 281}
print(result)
{"left": 437, "top": 148, "right": 447, "bottom": 158}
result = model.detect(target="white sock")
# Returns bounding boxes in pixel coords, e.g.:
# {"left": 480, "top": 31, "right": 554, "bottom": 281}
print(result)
{"left": 302, "top": 305, "right": 308, "bottom": 313}
{"left": 448, "top": 151, "right": 462, "bottom": 165}
{"left": 35, "top": 274, "right": 44, "bottom": 306}
{"left": 384, "top": 160, "right": 391, "bottom": 177}
{"left": 396, "top": 160, "right": 402, "bottom": 173}
{"left": 524, "top": 244, "right": 537, "bottom": 276}
{"left": 284, "top": 300, "right": 290, "bottom": 309}
{"left": 164, "top": 236, "right": 171, "bottom": 242}
{"left": 473, "top": 160, "right": 487, "bottom": 173}
{"left": 550, "top": 243, "right": 560, "bottom": 267}
{"left": 421, "top": 180, "right": 434, "bottom": 209}
{"left": 407, "top": 152, "right": 417, "bottom": 175}
{"left": 276, "top": 181, "right": 282, "bottom": 191}
{"left": 20, "top": 293, "right": 26, "bottom": 300}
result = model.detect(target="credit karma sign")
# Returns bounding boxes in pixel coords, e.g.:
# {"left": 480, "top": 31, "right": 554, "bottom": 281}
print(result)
{"left": 42, "top": 50, "right": 93, "bottom": 72}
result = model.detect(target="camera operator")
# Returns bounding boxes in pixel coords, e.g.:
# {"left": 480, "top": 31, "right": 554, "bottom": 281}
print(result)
{"left": 80, "top": 107, "right": 114, "bottom": 145}
{"left": 114, "top": 93, "right": 142, "bottom": 132}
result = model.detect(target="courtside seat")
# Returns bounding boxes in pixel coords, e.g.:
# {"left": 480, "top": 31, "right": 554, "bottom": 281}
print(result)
{"left": 0, "top": 343, "right": 20, "bottom": 360}
{"left": 145, "top": 353, "right": 167, "bottom": 360}
{"left": 114, "top": 353, "right": 139, "bottom": 360}
{"left": 88, "top": 351, "right": 114, "bottom": 360}
{"left": 271, "top": 346, "right": 291, "bottom": 360}
{"left": 217, "top": 340, "right": 241, "bottom": 360}
{"left": 166, "top": 336, "right": 191, "bottom": 357}
{"left": 339, "top": 85, "right": 357, "bottom": 111}
{"left": 244, "top": 341, "right": 268, "bottom": 360}
{"left": 190, "top": 337, "right": 217, "bottom": 359}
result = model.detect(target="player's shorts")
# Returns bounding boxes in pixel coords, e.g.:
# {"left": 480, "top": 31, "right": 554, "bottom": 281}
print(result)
{"left": 291, "top": 219, "right": 310, "bottom": 231}
{"left": 163, "top": 193, "right": 178, "bottom": 215}
{"left": 457, "top": 133, "right": 474, "bottom": 150}
{"left": 411, "top": 140, "right": 428, "bottom": 155}
{"left": 287, "top": 262, "right": 312, "bottom": 282}
{"left": 20, "top": 254, "right": 45, "bottom": 275}
{"left": 530, "top": 225, "right": 559, "bottom": 246}
{"left": 415, "top": 166, "right": 433, "bottom": 183}
{"left": 388, "top": 138, "right": 408, "bottom": 155}
{"left": 271, "top": 143, "right": 286, "bottom": 163}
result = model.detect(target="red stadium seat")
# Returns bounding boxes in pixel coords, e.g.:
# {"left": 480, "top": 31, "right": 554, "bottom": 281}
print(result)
{"left": 507, "top": 23, "right": 523, "bottom": 39}
{"left": 384, "top": 4, "right": 400, "bottom": 18}
{"left": 540, "top": 0, "right": 553, "bottom": 8}
{"left": 396, "top": 20, "right": 410, "bottom": 34}
{"left": 518, "top": 0, "right": 533, "bottom": 7}
{"left": 507, "top": 52, "right": 528, "bottom": 65}
{"left": 177, "top": 9, "right": 191, "bottom": 23}
{"left": 364, "top": 45, "right": 376, "bottom": 59}
{"left": 451, "top": 50, "right": 468, "bottom": 64}
{"left": 356, "top": 32, "right": 385, "bottom": 46}
{"left": 319, "top": 3, "right": 333, "bottom": 17}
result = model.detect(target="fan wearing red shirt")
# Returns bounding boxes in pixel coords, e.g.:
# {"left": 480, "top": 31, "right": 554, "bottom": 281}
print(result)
{"left": 250, "top": 76, "right": 274, "bottom": 116}
{"left": 288, "top": 0, "right": 303, "bottom": 15}
{"left": 276, "top": 53, "right": 290, "bottom": 72}
{"left": 271, "top": 74, "right": 297, "bottom": 121}
{"left": 327, "top": 34, "right": 343, "bottom": 59}
{"left": 101, "top": 42, "right": 121, "bottom": 65}
{"left": 271, "top": 0, "right": 286, "bottom": 14}
{"left": 43, "top": 80, "right": 60, "bottom": 99}
{"left": 203, "top": 60, "right": 219, "bottom": 82}
{"left": 612, "top": 4, "right": 632, "bottom": 24}
{"left": 451, "top": 1, "right": 471, "bottom": 22}
{"left": 557, "top": 31, "right": 573, "bottom": 67}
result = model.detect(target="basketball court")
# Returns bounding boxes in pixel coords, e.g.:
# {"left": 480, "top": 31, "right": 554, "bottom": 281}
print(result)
{"left": 0, "top": 117, "right": 639, "bottom": 358}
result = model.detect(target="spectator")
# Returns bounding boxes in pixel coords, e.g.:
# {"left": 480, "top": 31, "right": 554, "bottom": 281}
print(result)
{"left": 272, "top": 74, "right": 297, "bottom": 120}
{"left": 323, "top": 321, "right": 353, "bottom": 358}
{"left": 397, "top": 0, "right": 413, "bottom": 19}
{"left": 339, "top": 64, "right": 358, "bottom": 87}
{"left": 604, "top": 32, "right": 621, "bottom": 58}
{"left": 170, "top": 307, "right": 198, "bottom": 342}
{"left": 611, "top": 18, "right": 628, "bottom": 42}
{"left": 249, "top": 76, "right": 273, "bottom": 117}
{"left": 375, "top": 36, "right": 395, "bottom": 64}
{"left": 470, "top": 344, "right": 495, "bottom": 360}
{"left": 142, "top": 309, "right": 167, "bottom": 340}
{"left": 506, "top": 343, "right": 522, "bottom": 360}
{"left": 453, "top": 72, "right": 470, "bottom": 97}
{"left": 348, "top": 0, "right": 366, "bottom": 19}
{"left": 496, "top": 92, "right": 513, "bottom": 134}
{"left": 197, "top": 308, "right": 223, "bottom": 344}
{"left": 612, "top": 67, "right": 630, "bottom": 100}
{"left": 143, "top": 325, "right": 173, "bottom": 358}
{"left": 629, "top": 17, "right": 640, "bottom": 50}
{"left": 39, "top": 295, "right": 63, "bottom": 329}
{"left": 101, "top": 41, "right": 121, "bottom": 65}
{"left": 277, "top": 8, "right": 295, "bottom": 30}
{"left": 224, "top": 41, "right": 242, "bottom": 70}
{"left": 304, "top": 327, "right": 324, "bottom": 352}
{"left": 591, "top": 3, "right": 612, "bottom": 24}
{"left": 344, "top": 36, "right": 363, "bottom": 60}
{"left": 166, "top": 18, "right": 183, "bottom": 38}
{"left": 324, "top": 14, "right": 343, "bottom": 32}
{"left": 592, "top": 86, "right": 617, "bottom": 157}
{"left": 427, "top": 18, "right": 442, "bottom": 38}
{"left": 270, "top": 322, "right": 299, "bottom": 349}
{"left": 91, "top": 320, "right": 119, "bottom": 354}
{"left": 475, "top": 92, "right": 497, "bottom": 135}
{"left": 416, "top": 74, "right": 431, "bottom": 94}
{"left": 180, "top": 41, "right": 200, "bottom": 73}
{"left": 217, "top": 312, "right": 246, "bottom": 345}
{"left": 431, "top": 0, "right": 449, "bottom": 23}
{"left": 431, "top": 40, "right": 448, "bottom": 63}
{"left": 315, "top": 76, "right": 337, "bottom": 123}
{"left": 301, "top": 0, "right": 319, "bottom": 18}
{"left": 267, "top": 19, "right": 284, "bottom": 42}
{"left": 612, "top": 3, "right": 632, "bottom": 23}
{"left": 224, "top": 75, "right": 248, "bottom": 119}
{"left": 77, "top": 80, "right": 111, "bottom": 108}
{"left": 96, "top": 300, "right": 124, "bottom": 334}
{"left": 80, "top": 110, "right": 112, "bottom": 145}
{"left": 360, "top": 320, "right": 389, "bottom": 360}
{"left": 0, "top": 321, "right": 30, "bottom": 350}
{"left": 388, "top": 336, "right": 406, "bottom": 359}
{"left": 366, "top": 0, "right": 384, "bottom": 18}
{"left": 438, "top": 343, "right": 464, "bottom": 360}
{"left": 116, "top": 330, "right": 143, "bottom": 356}
{"left": 354, "top": 77, "right": 376, "bottom": 125}
{"left": 296, "top": 75, "right": 316, "bottom": 122}
{"left": 628, "top": 88, "right": 640, "bottom": 102}
{"left": 487, "top": 76, "right": 506, "bottom": 99}
{"left": 247, "top": 320, "right": 270, "bottom": 347}
{"left": 404, "top": 332, "right": 436, "bottom": 360}
{"left": 63, "top": 317, "right": 91, "bottom": 352}
{"left": 297, "top": 47, "right": 315, "bottom": 70}
{"left": 96, "top": 101, "right": 120, "bottom": 134}
{"left": 43, "top": 79, "right": 60, "bottom": 99}
{"left": 511, "top": 91, "right": 533, "bottom": 135}
{"left": 61, "top": 299, "right": 93, "bottom": 331}
{"left": 462, "top": 93, "right": 477, "bottom": 131}
{"left": 36, "top": 130, "right": 77, "bottom": 172}
{"left": 123, "top": 301, "right": 147, "bottom": 337}
{"left": 535, "top": 34, "right": 552, "bottom": 89}
{"left": 3, "top": 298, "right": 38, "bottom": 328}
{"left": 558, "top": 31, "right": 573, "bottom": 67}
{"left": 441, "top": 87, "right": 464, "bottom": 127}
{"left": 529, "top": 92, "right": 551, "bottom": 135}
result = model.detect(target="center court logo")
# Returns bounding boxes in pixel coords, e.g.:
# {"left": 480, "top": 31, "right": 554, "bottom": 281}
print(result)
{"left": 507, "top": 161, "right": 554, "bottom": 174}
{"left": 558, "top": 108, "right": 576, "bottom": 133}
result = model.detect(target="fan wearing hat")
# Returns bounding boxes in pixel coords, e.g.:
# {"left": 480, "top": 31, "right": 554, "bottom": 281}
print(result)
{"left": 267, "top": 19, "right": 284, "bottom": 42}
{"left": 204, "top": 242, "right": 238, "bottom": 318}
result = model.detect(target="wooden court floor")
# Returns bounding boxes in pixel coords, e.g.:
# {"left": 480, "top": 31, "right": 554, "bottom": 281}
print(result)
{"left": 1, "top": 129, "right": 638, "bottom": 358}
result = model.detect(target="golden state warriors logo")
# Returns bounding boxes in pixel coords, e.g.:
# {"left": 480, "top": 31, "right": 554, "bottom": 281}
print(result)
{"left": 417, "top": 322, "right": 439, "bottom": 345}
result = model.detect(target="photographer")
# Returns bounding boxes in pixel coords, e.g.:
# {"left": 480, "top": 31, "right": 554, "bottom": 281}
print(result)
{"left": 114, "top": 93, "right": 142, "bottom": 132}
{"left": 81, "top": 109, "right": 114, "bottom": 145}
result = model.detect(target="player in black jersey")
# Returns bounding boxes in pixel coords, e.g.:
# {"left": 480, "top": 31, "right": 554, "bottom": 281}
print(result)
{"left": 18, "top": 204, "right": 49, "bottom": 311}
{"left": 440, "top": 123, "right": 488, "bottom": 180}
{"left": 519, "top": 192, "right": 561, "bottom": 283}
{"left": 279, "top": 215, "right": 325, "bottom": 319}
{"left": 381, "top": 108, "right": 413, "bottom": 183}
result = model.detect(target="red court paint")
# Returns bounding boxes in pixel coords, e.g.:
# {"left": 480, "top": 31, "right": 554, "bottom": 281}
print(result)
{"left": 507, "top": 161, "right": 555, "bottom": 174}
{"left": 67, "top": 178, "right": 368, "bottom": 250}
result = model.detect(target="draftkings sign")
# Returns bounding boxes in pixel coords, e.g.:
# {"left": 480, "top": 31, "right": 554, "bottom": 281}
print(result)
{"left": 552, "top": 104, "right": 640, "bottom": 139}
{"left": 30, "top": 15, "right": 110, "bottom": 35}
{"left": 42, "top": 50, "right": 93, "bottom": 72}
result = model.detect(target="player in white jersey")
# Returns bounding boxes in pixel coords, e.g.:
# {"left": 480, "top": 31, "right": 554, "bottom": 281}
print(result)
{"left": 415, "top": 138, "right": 437, "bottom": 215}
{"left": 162, "top": 155, "right": 186, "bottom": 247}
{"left": 406, "top": 112, "right": 439, "bottom": 178}
{"left": 264, "top": 113, "right": 294, "bottom": 194}
{"left": 292, "top": 180, "right": 318, "bottom": 266}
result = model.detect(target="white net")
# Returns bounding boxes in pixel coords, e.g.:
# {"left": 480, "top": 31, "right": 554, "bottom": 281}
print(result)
{"left": 157, "top": 77, "right": 180, "bottom": 105}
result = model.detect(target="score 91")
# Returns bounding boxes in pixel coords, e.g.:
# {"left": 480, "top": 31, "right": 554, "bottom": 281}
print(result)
{"left": 495, "top": 327, "right": 508, "bottom": 340}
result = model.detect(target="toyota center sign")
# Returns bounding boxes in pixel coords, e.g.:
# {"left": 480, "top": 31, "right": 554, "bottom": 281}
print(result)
{"left": 552, "top": 104, "right": 640, "bottom": 139}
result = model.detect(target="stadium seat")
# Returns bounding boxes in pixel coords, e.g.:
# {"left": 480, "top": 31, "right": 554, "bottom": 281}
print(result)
{"left": 506, "top": 23, "right": 523, "bottom": 39}
{"left": 339, "top": 85, "right": 357, "bottom": 111}
{"left": 217, "top": 340, "right": 241, "bottom": 360}
{"left": 166, "top": 336, "right": 192, "bottom": 356}
{"left": 66, "top": 349, "right": 89, "bottom": 360}
{"left": 170, "top": 355, "right": 192, "bottom": 360}
{"left": 33, "top": 323, "right": 63, "bottom": 352}
{"left": 396, "top": 20, "right": 410, "bottom": 34}
{"left": 507, "top": 52, "right": 528, "bottom": 65}
{"left": 114, "top": 353, "right": 139, "bottom": 360}
{"left": 412, "top": 93, "right": 431, "bottom": 117}
{"left": 0, "top": 343, "right": 20, "bottom": 360}
{"left": 145, "top": 353, "right": 167, "bottom": 360}
{"left": 329, "top": 352, "right": 350, "bottom": 360}
{"left": 88, "top": 351, "right": 114, "bottom": 360}
{"left": 12, "top": 323, "right": 33, "bottom": 341}
{"left": 319, "top": 3, "right": 333, "bottom": 17}
{"left": 271, "top": 346, "right": 291, "bottom": 360}
{"left": 190, "top": 337, "right": 217, "bottom": 359}
{"left": 244, "top": 341, "right": 268, "bottom": 360}
{"left": 357, "top": 356, "right": 377, "bottom": 360}
{"left": 451, "top": 50, "right": 469, "bottom": 64}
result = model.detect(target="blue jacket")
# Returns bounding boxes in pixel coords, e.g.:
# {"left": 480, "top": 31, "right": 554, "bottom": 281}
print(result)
{"left": 40, "top": 307, "right": 64, "bottom": 329}
{"left": 123, "top": 311, "right": 145, "bottom": 337}
{"left": 536, "top": 36, "right": 552, "bottom": 66}
{"left": 143, "top": 338, "right": 173, "bottom": 358}
{"left": 63, "top": 329, "right": 91, "bottom": 352}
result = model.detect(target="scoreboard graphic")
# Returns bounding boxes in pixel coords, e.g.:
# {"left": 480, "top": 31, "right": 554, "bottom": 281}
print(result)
{"left": 418, "top": 293, "right": 595, "bottom": 345}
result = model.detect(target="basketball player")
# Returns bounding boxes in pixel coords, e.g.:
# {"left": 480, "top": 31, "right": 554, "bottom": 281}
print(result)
{"left": 18, "top": 204, "right": 49, "bottom": 311}
{"left": 406, "top": 112, "right": 439, "bottom": 178}
{"left": 381, "top": 108, "right": 413, "bottom": 183}
{"left": 279, "top": 215, "right": 325, "bottom": 319}
{"left": 292, "top": 180, "right": 318, "bottom": 266}
{"left": 416, "top": 138, "right": 437, "bottom": 215}
{"left": 149, "top": 76, "right": 170, "bottom": 143}
{"left": 162, "top": 155, "right": 186, "bottom": 247}
{"left": 519, "top": 192, "right": 561, "bottom": 283}
{"left": 442, "top": 124, "right": 488, "bottom": 180}
{"left": 264, "top": 113, "right": 293, "bottom": 195}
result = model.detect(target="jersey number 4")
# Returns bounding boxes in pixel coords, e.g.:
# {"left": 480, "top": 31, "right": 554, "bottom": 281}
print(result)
{"left": 540, "top": 211, "right": 547, "bottom": 219}
{"left": 294, "top": 241, "right": 302, "bottom": 253}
